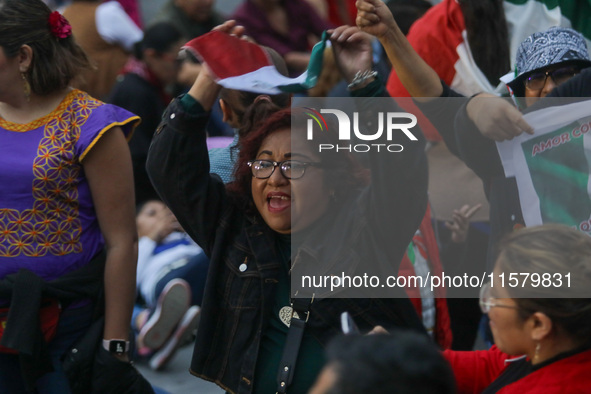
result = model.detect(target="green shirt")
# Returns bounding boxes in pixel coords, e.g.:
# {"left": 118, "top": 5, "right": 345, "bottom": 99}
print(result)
{"left": 252, "top": 234, "right": 325, "bottom": 393}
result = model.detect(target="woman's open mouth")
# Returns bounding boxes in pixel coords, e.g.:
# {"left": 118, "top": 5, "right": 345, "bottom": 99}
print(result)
{"left": 267, "top": 192, "right": 291, "bottom": 213}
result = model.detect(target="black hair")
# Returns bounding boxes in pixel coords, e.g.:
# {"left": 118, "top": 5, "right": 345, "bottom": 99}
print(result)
{"left": 324, "top": 332, "right": 456, "bottom": 394}
{"left": 133, "top": 22, "right": 184, "bottom": 60}
{"left": 135, "top": 199, "right": 163, "bottom": 216}
{"left": 0, "top": 0, "right": 92, "bottom": 95}
{"left": 386, "top": 0, "right": 432, "bottom": 36}
{"left": 219, "top": 46, "right": 291, "bottom": 133}
{"left": 459, "top": 0, "right": 510, "bottom": 87}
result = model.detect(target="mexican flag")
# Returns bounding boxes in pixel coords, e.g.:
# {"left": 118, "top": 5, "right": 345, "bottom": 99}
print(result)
{"left": 182, "top": 30, "right": 327, "bottom": 94}
{"left": 387, "top": 0, "right": 591, "bottom": 99}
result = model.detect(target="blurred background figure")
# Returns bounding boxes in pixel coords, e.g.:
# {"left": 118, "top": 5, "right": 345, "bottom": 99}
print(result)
{"left": 133, "top": 200, "right": 208, "bottom": 371}
{"left": 231, "top": 0, "right": 331, "bottom": 76}
{"left": 303, "top": 0, "right": 360, "bottom": 27}
{"left": 325, "top": 0, "right": 357, "bottom": 26}
{"left": 114, "top": 0, "right": 143, "bottom": 28}
{"left": 385, "top": 0, "right": 431, "bottom": 37}
{"left": 107, "top": 22, "right": 186, "bottom": 205}
{"left": 309, "top": 332, "right": 456, "bottom": 394}
{"left": 42, "top": 0, "right": 69, "bottom": 9}
{"left": 384, "top": 0, "right": 507, "bottom": 351}
{"left": 62, "top": 0, "right": 143, "bottom": 99}
{"left": 151, "top": 0, "right": 224, "bottom": 40}
{"left": 397, "top": 203, "right": 480, "bottom": 351}
{"left": 149, "top": 0, "right": 232, "bottom": 140}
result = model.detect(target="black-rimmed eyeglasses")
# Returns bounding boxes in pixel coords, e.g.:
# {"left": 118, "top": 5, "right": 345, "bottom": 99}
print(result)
{"left": 247, "top": 160, "right": 322, "bottom": 179}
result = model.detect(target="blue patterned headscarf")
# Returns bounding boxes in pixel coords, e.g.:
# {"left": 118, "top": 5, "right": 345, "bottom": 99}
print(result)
{"left": 505, "top": 27, "right": 591, "bottom": 94}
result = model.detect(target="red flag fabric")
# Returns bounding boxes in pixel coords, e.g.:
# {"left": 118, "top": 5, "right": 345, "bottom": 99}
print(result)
{"left": 183, "top": 30, "right": 272, "bottom": 80}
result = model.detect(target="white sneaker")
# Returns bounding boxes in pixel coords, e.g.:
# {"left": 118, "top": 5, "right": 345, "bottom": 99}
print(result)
{"left": 149, "top": 305, "right": 201, "bottom": 371}
{"left": 138, "top": 279, "right": 191, "bottom": 350}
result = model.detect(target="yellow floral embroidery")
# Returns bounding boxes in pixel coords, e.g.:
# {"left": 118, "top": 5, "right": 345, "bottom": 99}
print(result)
{"left": 0, "top": 91, "right": 101, "bottom": 257}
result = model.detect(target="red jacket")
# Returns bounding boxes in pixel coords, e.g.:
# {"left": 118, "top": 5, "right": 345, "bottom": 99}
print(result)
{"left": 444, "top": 345, "right": 591, "bottom": 393}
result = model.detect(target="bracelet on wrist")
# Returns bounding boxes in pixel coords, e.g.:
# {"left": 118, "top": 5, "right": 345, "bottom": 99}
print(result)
{"left": 347, "top": 70, "right": 378, "bottom": 91}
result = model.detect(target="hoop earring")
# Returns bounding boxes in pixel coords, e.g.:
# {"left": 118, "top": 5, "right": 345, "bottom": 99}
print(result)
{"left": 21, "top": 73, "right": 31, "bottom": 102}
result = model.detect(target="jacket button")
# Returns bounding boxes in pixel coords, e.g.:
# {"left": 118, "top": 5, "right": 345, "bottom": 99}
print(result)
{"left": 239, "top": 263, "right": 247, "bottom": 272}
{"left": 170, "top": 113, "right": 176, "bottom": 119}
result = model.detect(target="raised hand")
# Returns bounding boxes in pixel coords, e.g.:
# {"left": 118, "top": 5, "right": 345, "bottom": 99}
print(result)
{"left": 356, "top": 0, "right": 397, "bottom": 39}
{"left": 212, "top": 19, "right": 247, "bottom": 39}
{"left": 445, "top": 204, "right": 482, "bottom": 244}
{"left": 329, "top": 25, "right": 373, "bottom": 86}
{"left": 137, "top": 203, "right": 179, "bottom": 243}
{"left": 187, "top": 20, "right": 251, "bottom": 109}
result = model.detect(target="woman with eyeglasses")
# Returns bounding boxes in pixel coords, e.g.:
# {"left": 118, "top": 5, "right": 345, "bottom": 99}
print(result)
{"left": 147, "top": 24, "right": 429, "bottom": 394}
{"left": 442, "top": 224, "right": 591, "bottom": 393}
{"left": 501, "top": 26, "right": 591, "bottom": 109}
{"left": 358, "top": 0, "right": 591, "bottom": 258}
{"left": 450, "top": 26, "right": 591, "bottom": 275}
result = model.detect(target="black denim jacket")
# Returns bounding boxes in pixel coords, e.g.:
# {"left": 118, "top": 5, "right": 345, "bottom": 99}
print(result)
{"left": 147, "top": 86, "right": 429, "bottom": 393}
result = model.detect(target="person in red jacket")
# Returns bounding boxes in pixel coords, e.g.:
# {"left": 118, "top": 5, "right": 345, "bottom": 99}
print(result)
{"left": 443, "top": 224, "right": 591, "bottom": 393}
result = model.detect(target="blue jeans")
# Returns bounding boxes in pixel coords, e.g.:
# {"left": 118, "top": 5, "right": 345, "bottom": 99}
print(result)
{"left": 153, "top": 253, "right": 209, "bottom": 307}
{"left": 0, "top": 303, "right": 93, "bottom": 393}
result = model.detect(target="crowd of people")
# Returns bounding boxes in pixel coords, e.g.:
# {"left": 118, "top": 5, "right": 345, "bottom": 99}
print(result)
{"left": 0, "top": 0, "right": 590, "bottom": 393}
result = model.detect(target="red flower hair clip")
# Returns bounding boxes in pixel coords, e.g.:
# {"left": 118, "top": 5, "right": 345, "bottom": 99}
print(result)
{"left": 48, "top": 11, "right": 72, "bottom": 40}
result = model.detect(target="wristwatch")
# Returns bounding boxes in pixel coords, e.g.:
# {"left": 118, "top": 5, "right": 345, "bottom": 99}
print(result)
{"left": 102, "top": 339, "right": 130, "bottom": 356}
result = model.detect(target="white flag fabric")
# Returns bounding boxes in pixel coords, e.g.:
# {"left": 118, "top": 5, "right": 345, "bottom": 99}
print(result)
{"left": 497, "top": 100, "right": 591, "bottom": 232}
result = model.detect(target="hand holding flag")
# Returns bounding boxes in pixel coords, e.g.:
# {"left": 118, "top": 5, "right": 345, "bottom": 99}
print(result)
{"left": 182, "top": 24, "right": 328, "bottom": 94}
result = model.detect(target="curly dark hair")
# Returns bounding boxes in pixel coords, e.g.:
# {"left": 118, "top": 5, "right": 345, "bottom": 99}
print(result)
{"left": 227, "top": 106, "right": 369, "bottom": 216}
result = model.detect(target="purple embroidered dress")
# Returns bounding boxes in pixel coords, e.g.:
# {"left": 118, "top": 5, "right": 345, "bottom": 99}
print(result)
{"left": 0, "top": 89, "right": 139, "bottom": 281}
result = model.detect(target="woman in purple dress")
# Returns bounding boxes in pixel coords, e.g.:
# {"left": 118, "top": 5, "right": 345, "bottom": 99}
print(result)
{"left": 0, "top": 0, "right": 140, "bottom": 392}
